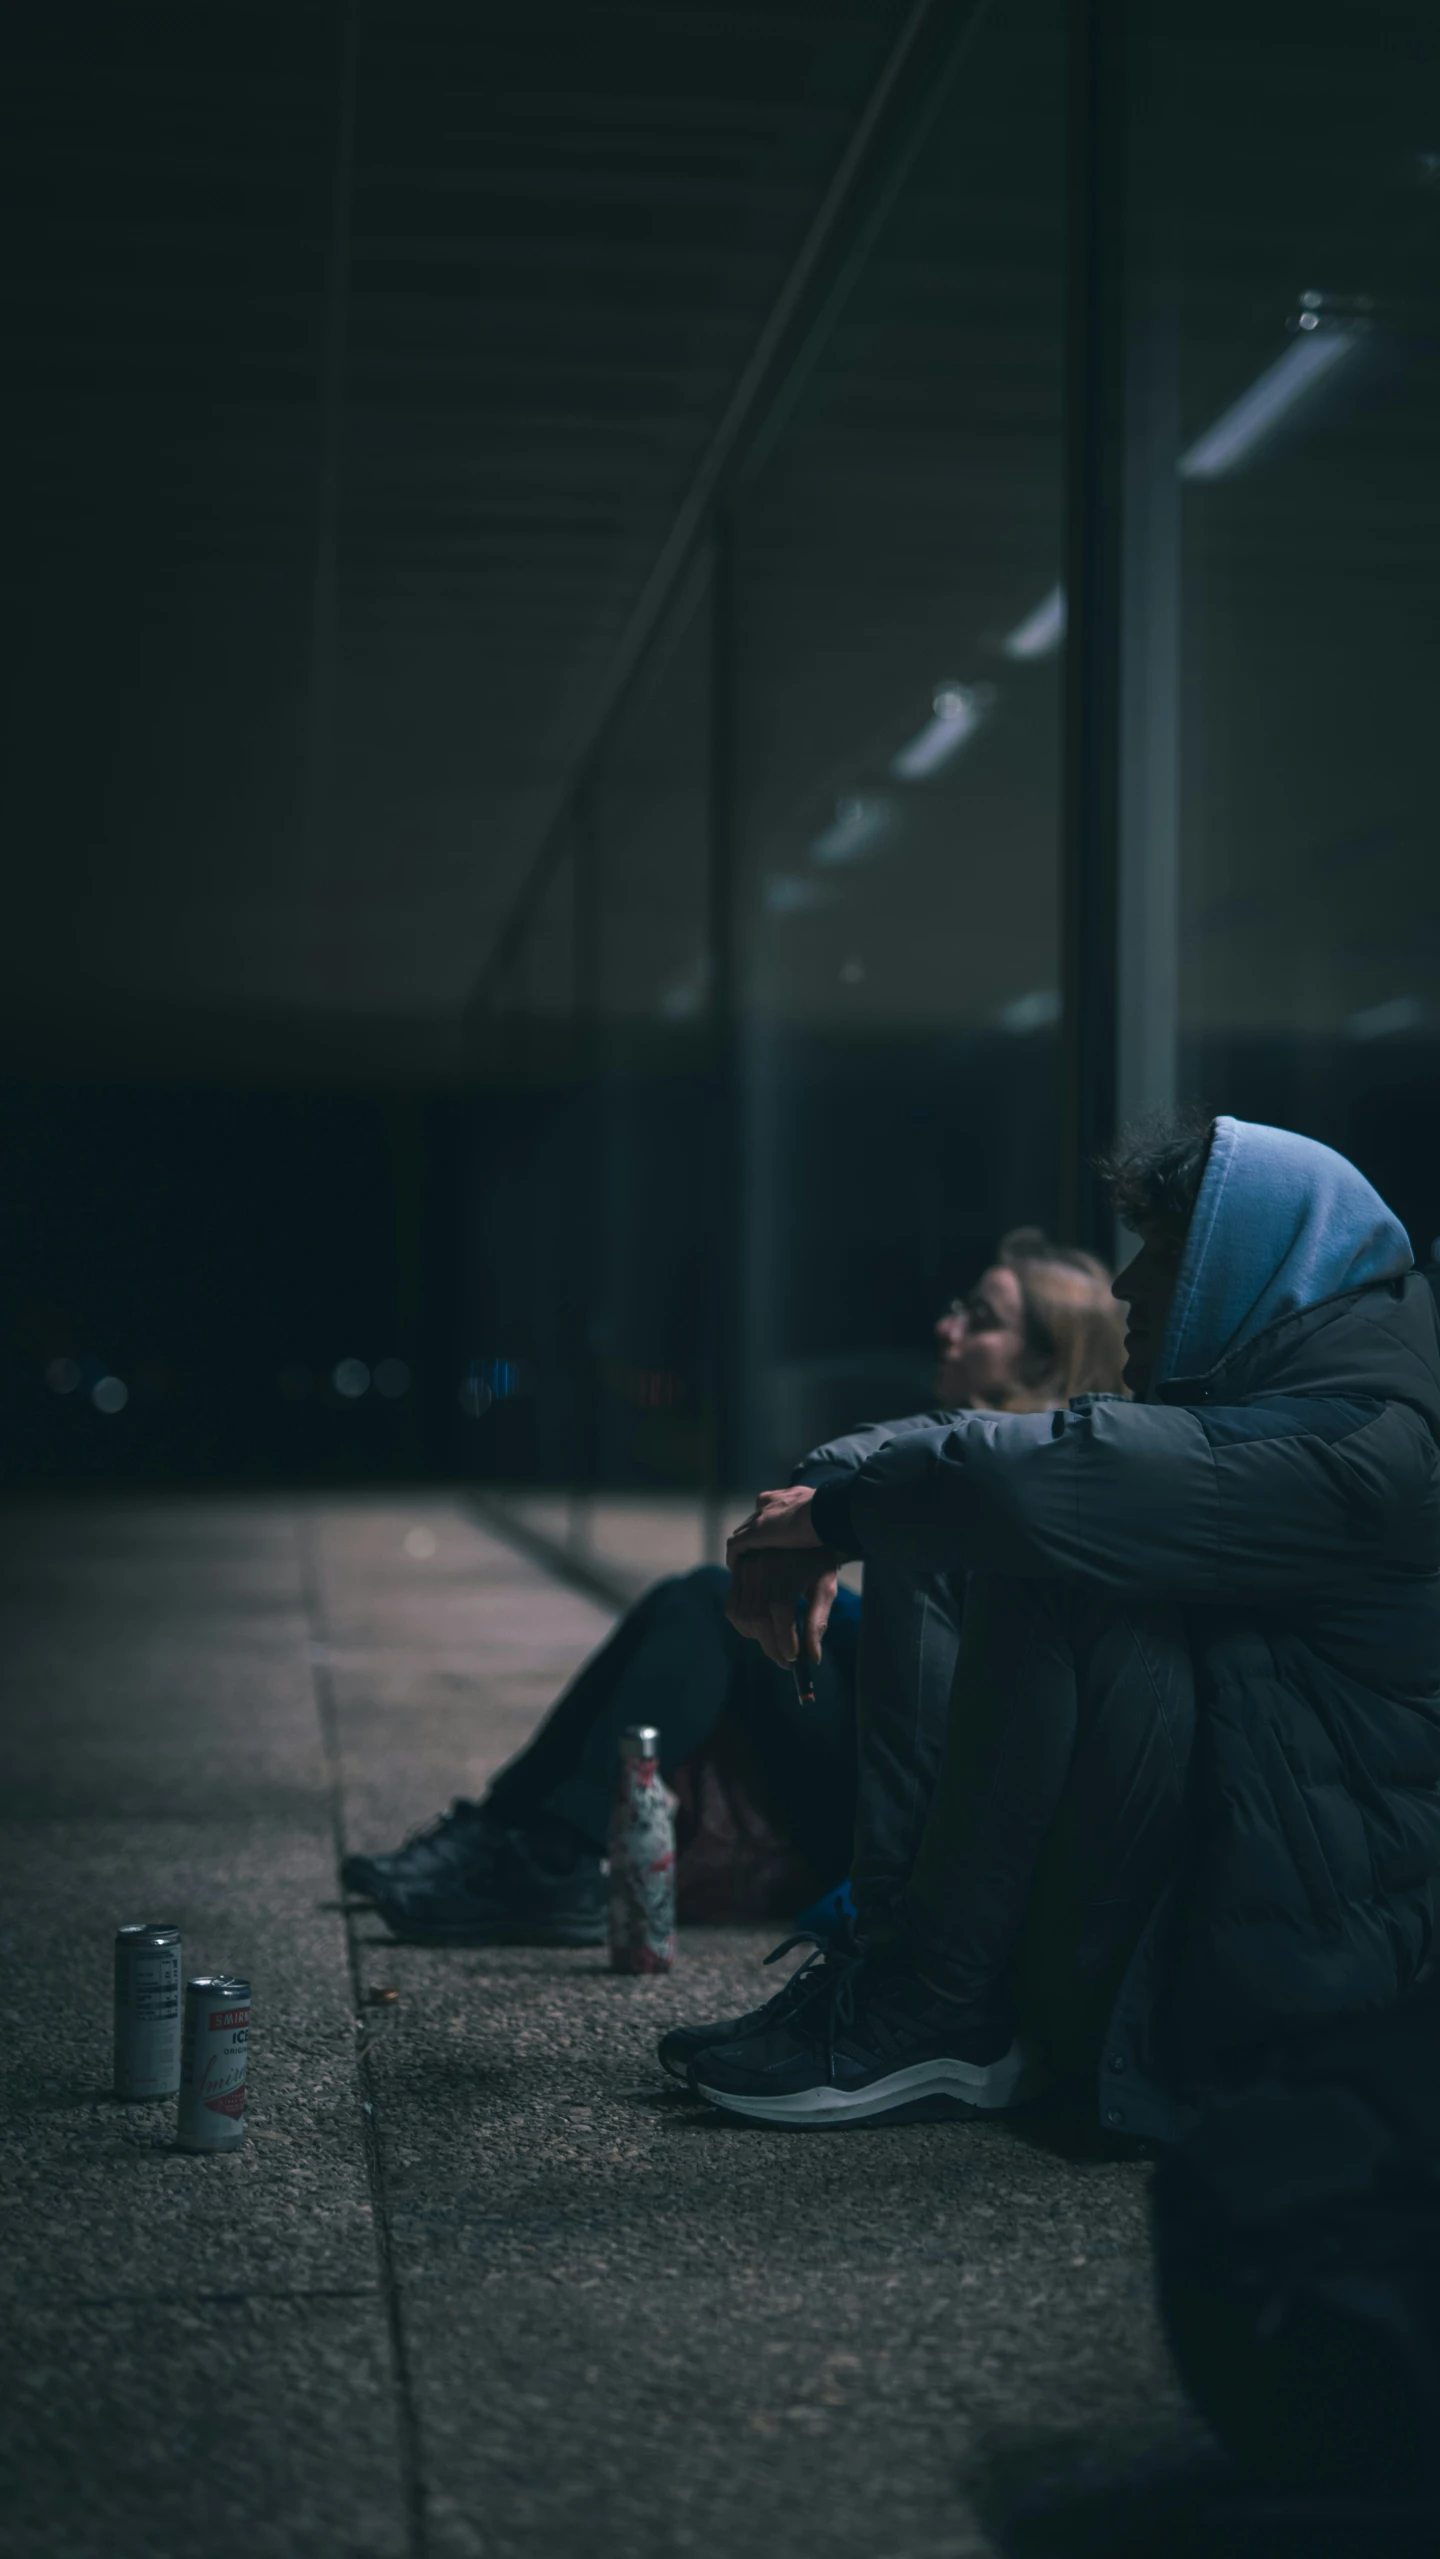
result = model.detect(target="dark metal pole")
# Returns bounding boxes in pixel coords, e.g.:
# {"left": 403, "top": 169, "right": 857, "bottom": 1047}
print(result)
{"left": 1116, "top": 26, "right": 1180, "bottom": 1140}
{"left": 702, "top": 512, "right": 739, "bottom": 1563}
{"left": 569, "top": 787, "right": 602, "bottom": 1562}
{"left": 1062, "top": 2, "right": 1181, "bottom": 1248}
{"left": 304, "top": 0, "right": 358, "bottom": 881}
{"left": 1060, "top": 0, "right": 1127, "bottom": 1249}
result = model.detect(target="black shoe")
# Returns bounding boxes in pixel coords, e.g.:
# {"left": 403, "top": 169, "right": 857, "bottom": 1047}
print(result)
{"left": 340, "top": 1799, "right": 501, "bottom": 1901}
{"left": 372, "top": 1828, "right": 607, "bottom": 1946}
{"left": 687, "top": 1948, "right": 1025, "bottom": 2125}
{"left": 656, "top": 1930, "right": 844, "bottom": 2082}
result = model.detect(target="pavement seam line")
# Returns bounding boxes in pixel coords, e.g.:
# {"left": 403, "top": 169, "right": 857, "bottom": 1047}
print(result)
{"left": 298, "top": 1509, "right": 430, "bottom": 2559}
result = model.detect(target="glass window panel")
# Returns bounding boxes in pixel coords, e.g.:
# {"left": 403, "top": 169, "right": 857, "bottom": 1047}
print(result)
{"left": 732, "top": 0, "right": 1067, "bottom": 1479}
{"left": 466, "top": 840, "right": 580, "bottom": 1489}
{"left": 1158, "top": 3, "right": 1440, "bottom": 1246}
{"left": 589, "top": 575, "right": 713, "bottom": 1514}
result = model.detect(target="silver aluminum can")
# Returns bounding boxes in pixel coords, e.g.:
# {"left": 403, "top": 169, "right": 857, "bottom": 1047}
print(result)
{"left": 177, "top": 1974, "right": 251, "bottom": 2151}
{"left": 607, "top": 1724, "right": 676, "bottom": 1974}
{"left": 113, "top": 1923, "right": 183, "bottom": 2100}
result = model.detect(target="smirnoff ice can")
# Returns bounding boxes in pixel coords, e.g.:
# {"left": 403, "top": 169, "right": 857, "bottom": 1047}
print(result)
{"left": 113, "top": 1924, "right": 183, "bottom": 2100}
{"left": 177, "top": 1975, "right": 251, "bottom": 2152}
{"left": 607, "top": 1724, "right": 676, "bottom": 1974}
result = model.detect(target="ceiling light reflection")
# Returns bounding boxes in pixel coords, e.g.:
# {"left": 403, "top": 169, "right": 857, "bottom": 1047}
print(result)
{"left": 890, "top": 683, "right": 994, "bottom": 781}
{"left": 809, "top": 794, "right": 897, "bottom": 866}
{"left": 1345, "top": 995, "right": 1426, "bottom": 1042}
{"left": 657, "top": 955, "right": 712, "bottom": 1021}
{"left": 998, "top": 989, "right": 1062, "bottom": 1035}
{"left": 764, "top": 875, "right": 840, "bottom": 917}
{"left": 1001, "top": 586, "right": 1066, "bottom": 661}
{"left": 1179, "top": 324, "right": 1363, "bottom": 481}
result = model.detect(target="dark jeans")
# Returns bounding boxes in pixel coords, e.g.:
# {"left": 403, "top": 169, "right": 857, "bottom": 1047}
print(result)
{"left": 903, "top": 1575, "right": 1197, "bottom": 2078}
{"left": 485, "top": 1560, "right": 1189, "bottom": 2072}
{"left": 485, "top": 1558, "right": 968, "bottom": 1912}
{"left": 485, "top": 1566, "right": 861, "bottom": 1885}
{"left": 851, "top": 1558, "right": 963, "bottom": 1935}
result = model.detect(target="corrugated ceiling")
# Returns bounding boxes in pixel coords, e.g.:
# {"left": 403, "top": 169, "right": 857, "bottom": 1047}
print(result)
{"left": 0, "top": 1, "right": 913, "bottom": 1075}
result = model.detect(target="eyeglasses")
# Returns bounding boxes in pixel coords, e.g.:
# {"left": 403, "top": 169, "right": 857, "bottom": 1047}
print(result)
{"left": 946, "top": 1293, "right": 1006, "bottom": 1332}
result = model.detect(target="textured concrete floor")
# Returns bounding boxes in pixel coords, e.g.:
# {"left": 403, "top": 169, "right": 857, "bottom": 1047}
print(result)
{"left": 0, "top": 1495, "right": 1221, "bottom": 2559}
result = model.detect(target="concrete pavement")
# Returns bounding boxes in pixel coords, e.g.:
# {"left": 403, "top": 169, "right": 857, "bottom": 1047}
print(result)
{"left": 0, "top": 1496, "right": 1215, "bottom": 2558}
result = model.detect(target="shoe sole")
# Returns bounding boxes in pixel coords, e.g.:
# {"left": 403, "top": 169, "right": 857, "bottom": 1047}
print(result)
{"left": 690, "top": 2044, "right": 1027, "bottom": 2126}
{"left": 341, "top": 1864, "right": 473, "bottom": 1898}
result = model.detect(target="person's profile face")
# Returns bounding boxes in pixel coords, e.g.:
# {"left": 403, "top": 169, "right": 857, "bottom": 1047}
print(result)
{"left": 933, "top": 1264, "right": 1028, "bottom": 1407}
{"left": 1111, "top": 1226, "right": 1187, "bottom": 1397}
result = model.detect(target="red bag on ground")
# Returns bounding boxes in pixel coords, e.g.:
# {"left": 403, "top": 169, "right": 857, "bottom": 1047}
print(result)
{"left": 671, "top": 1713, "right": 824, "bottom": 1923}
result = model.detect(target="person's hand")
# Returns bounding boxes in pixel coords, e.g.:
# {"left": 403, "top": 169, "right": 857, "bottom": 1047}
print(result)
{"left": 726, "top": 1485, "right": 823, "bottom": 1556}
{"left": 726, "top": 1547, "right": 841, "bottom": 1668}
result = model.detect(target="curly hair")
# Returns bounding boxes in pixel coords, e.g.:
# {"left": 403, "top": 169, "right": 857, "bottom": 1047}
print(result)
{"left": 993, "top": 1227, "right": 1128, "bottom": 1409}
{"left": 1094, "top": 1111, "right": 1215, "bottom": 1242}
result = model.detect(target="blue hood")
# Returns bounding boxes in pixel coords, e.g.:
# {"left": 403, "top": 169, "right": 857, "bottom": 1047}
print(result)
{"left": 1160, "top": 1117, "right": 1413, "bottom": 1385}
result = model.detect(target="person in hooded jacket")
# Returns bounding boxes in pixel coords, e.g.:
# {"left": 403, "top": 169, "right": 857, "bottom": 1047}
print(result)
{"left": 664, "top": 1116, "right": 1440, "bottom": 2137}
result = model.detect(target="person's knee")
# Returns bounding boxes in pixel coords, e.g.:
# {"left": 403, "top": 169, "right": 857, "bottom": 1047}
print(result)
{"left": 958, "top": 1571, "right": 1067, "bottom": 1654}
{"left": 1069, "top": 1591, "right": 1196, "bottom": 1709}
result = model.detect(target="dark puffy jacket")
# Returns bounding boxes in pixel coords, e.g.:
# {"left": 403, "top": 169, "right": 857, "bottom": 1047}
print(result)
{"left": 804, "top": 1271, "right": 1440, "bottom": 2139}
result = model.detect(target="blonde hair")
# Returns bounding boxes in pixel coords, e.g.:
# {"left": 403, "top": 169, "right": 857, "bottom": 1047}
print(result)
{"left": 992, "top": 1227, "right": 1128, "bottom": 1411}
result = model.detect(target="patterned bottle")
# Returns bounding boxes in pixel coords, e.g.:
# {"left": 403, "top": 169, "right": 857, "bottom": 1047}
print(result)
{"left": 607, "top": 1724, "right": 676, "bottom": 1973}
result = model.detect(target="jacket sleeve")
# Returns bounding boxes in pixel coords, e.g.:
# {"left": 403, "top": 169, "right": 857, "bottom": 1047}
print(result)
{"left": 841, "top": 1395, "right": 1432, "bottom": 1598}
{"left": 789, "top": 1408, "right": 962, "bottom": 1489}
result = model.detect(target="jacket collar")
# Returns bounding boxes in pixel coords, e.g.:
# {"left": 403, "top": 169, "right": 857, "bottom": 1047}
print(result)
{"left": 1157, "top": 1269, "right": 1440, "bottom": 1436}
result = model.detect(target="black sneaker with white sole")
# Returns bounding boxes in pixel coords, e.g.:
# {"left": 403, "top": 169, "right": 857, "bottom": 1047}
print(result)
{"left": 341, "top": 1799, "right": 501, "bottom": 1901}
{"left": 687, "top": 1948, "right": 1026, "bottom": 2126}
{"left": 371, "top": 1827, "right": 606, "bottom": 1945}
{"left": 656, "top": 1930, "right": 844, "bottom": 2082}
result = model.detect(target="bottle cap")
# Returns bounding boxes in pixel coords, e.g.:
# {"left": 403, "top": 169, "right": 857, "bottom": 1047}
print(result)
{"left": 620, "top": 1725, "right": 660, "bottom": 1759}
